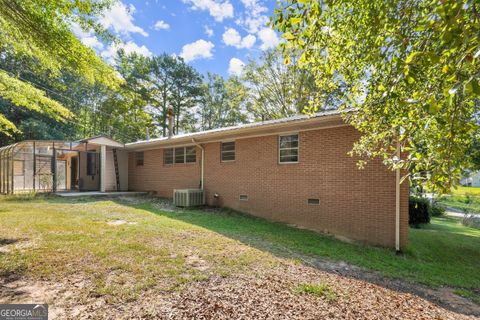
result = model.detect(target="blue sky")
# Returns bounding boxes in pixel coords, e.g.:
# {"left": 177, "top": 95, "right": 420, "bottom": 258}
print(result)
{"left": 74, "top": 0, "right": 280, "bottom": 77}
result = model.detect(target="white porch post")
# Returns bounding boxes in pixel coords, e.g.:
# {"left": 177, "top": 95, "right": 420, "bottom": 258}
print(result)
{"left": 100, "top": 145, "right": 106, "bottom": 192}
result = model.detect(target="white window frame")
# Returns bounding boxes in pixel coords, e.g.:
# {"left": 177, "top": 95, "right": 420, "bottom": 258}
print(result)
{"left": 166, "top": 146, "right": 196, "bottom": 165}
{"left": 185, "top": 146, "right": 197, "bottom": 163}
{"left": 174, "top": 147, "right": 185, "bottom": 164}
{"left": 278, "top": 133, "right": 299, "bottom": 164}
{"left": 163, "top": 148, "right": 174, "bottom": 165}
{"left": 220, "top": 141, "right": 236, "bottom": 162}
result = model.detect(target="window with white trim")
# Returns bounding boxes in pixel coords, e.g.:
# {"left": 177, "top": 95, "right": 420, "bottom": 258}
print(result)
{"left": 164, "top": 148, "right": 173, "bottom": 165}
{"left": 175, "top": 147, "right": 185, "bottom": 164}
{"left": 221, "top": 141, "right": 235, "bottom": 161}
{"left": 185, "top": 146, "right": 196, "bottom": 163}
{"left": 165, "top": 146, "right": 196, "bottom": 165}
{"left": 279, "top": 134, "right": 299, "bottom": 163}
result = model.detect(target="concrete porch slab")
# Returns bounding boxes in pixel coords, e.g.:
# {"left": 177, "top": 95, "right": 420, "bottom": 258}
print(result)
{"left": 55, "top": 191, "right": 148, "bottom": 197}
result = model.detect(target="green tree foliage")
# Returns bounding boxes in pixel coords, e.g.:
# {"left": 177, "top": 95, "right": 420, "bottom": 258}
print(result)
{"left": 149, "top": 54, "right": 203, "bottom": 136}
{"left": 0, "top": 0, "right": 119, "bottom": 136}
{"left": 0, "top": 49, "right": 84, "bottom": 144}
{"left": 0, "top": 48, "right": 152, "bottom": 145}
{"left": 196, "top": 74, "right": 249, "bottom": 131}
{"left": 242, "top": 47, "right": 339, "bottom": 120}
{"left": 170, "top": 61, "right": 203, "bottom": 134}
{"left": 92, "top": 51, "right": 155, "bottom": 143}
{"left": 272, "top": 0, "right": 480, "bottom": 193}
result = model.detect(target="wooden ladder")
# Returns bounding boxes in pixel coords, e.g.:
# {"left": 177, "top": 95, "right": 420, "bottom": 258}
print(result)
{"left": 113, "top": 149, "right": 121, "bottom": 191}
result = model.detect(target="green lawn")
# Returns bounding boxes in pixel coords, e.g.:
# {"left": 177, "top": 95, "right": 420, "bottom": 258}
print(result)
{"left": 450, "top": 186, "right": 480, "bottom": 196}
{"left": 438, "top": 186, "right": 480, "bottom": 214}
{"left": 0, "top": 195, "right": 479, "bottom": 302}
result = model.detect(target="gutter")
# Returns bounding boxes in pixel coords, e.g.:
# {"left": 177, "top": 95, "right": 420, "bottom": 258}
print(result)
{"left": 192, "top": 138, "right": 204, "bottom": 190}
{"left": 126, "top": 111, "right": 346, "bottom": 150}
{"left": 395, "top": 139, "right": 401, "bottom": 253}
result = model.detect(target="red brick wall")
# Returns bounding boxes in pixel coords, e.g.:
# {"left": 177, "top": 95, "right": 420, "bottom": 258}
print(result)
{"left": 128, "top": 125, "right": 409, "bottom": 249}
{"left": 128, "top": 148, "right": 201, "bottom": 198}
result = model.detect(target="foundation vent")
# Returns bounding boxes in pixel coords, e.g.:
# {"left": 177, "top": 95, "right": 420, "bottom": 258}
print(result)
{"left": 173, "top": 189, "right": 205, "bottom": 207}
{"left": 239, "top": 194, "right": 248, "bottom": 201}
{"left": 307, "top": 198, "right": 320, "bottom": 205}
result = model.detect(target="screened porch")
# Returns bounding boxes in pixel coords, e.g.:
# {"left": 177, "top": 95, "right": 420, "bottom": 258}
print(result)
{"left": 0, "top": 140, "right": 100, "bottom": 194}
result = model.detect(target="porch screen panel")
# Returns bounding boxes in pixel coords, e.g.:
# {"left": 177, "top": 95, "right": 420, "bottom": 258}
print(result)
{"left": 35, "top": 156, "right": 53, "bottom": 191}
{"left": 56, "top": 160, "right": 67, "bottom": 191}
{"left": 32, "top": 142, "right": 53, "bottom": 191}
{"left": 14, "top": 142, "right": 34, "bottom": 191}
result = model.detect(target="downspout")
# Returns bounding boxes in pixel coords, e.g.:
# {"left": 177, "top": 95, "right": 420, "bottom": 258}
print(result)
{"left": 395, "top": 139, "right": 401, "bottom": 253}
{"left": 191, "top": 138, "right": 204, "bottom": 190}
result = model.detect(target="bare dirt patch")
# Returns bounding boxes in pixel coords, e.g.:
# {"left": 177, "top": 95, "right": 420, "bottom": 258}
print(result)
{"left": 185, "top": 254, "right": 210, "bottom": 272}
{"left": 0, "top": 238, "right": 36, "bottom": 254}
{"left": 106, "top": 220, "right": 138, "bottom": 226}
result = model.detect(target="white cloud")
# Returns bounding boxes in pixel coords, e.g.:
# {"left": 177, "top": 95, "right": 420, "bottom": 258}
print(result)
{"left": 153, "top": 20, "right": 170, "bottom": 30}
{"left": 99, "top": 2, "right": 148, "bottom": 37}
{"left": 222, "top": 28, "right": 256, "bottom": 49}
{"left": 241, "top": 34, "right": 256, "bottom": 48}
{"left": 257, "top": 28, "right": 279, "bottom": 50}
{"left": 223, "top": 28, "right": 241, "bottom": 46}
{"left": 121, "top": 41, "right": 152, "bottom": 56}
{"left": 71, "top": 23, "right": 104, "bottom": 50}
{"left": 180, "top": 39, "right": 214, "bottom": 62}
{"left": 236, "top": 0, "right": 268, "bottom": 33}
{"left": 240, "top": 0, "right": 268, "bottom": 16}
{"left": 81, "top": 36, "right": 104, "bottom": 50}
{"left": 101, "top": 41, "right": 152, "bottom": 63}
{"left": 228, "top": 58, "right": 245, "bottom": 76}
{"left": 241, "top": 15, "right": 269, "bottom": 34}
{"left": 205, "top": 26, "right": 214, "bottom": 37}
{"left": 184, "top": 0, "right": 234, "bottom": 22}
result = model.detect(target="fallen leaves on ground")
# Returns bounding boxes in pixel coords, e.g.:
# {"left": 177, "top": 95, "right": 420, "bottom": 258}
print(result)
{"left": 2, "top": 260, "right": 475, "bottom": 319}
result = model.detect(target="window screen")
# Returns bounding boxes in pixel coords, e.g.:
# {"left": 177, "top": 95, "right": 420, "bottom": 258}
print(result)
{"left": 136, "top": 152, "right": 144, "bottom": 166}
{"left": 165, "top": 146, "right": 196, "bottom": 165}
{"left": 185, "top": 146, "right": 196, "bottom": 163}
{"left": 221, "top": 141, "right": 235, "bottom": 161}
{"left": 175, "top": 147, "right": 185, "bottom": 164}
{"left": 279, "top": 134, "right": 299, "bottom": 163}
{"left": 164, "top": 148, "right": 174, "bottom": 165}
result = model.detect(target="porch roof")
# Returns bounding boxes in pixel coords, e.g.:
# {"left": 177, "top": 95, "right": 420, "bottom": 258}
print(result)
{"left": 77, "top": 135, "right": 124, "bottom": 148}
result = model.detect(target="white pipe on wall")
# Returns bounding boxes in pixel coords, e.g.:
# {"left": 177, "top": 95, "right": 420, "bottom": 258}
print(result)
{"left": 395, "top": 139, "right": 401, "bottom": 252}
{"left": 100, "top": 145, "right": 106, "bottom": 192}
{"left": 192, "top": 139, "right": 204, "bottom": 190}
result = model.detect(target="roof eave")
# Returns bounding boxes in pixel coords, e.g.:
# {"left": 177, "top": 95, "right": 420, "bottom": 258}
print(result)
{"left": 126, "top": 112, "right": 347, "bottom": 151}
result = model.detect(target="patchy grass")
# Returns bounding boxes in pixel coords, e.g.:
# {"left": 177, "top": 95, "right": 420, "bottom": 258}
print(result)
{"left": 293, "top": 282, "right": 337, "bottom": 301}
{"left": 438, "top": 187, "right": 480, "bottom": 214}
{"left": 0, "top": 195, "right": 479, "bottom": 302}
{"left": 0, "top": 195, "right": 276, "bottom": 303}
{"left": 139, "top": 204, "right": 480, "bottom": 289}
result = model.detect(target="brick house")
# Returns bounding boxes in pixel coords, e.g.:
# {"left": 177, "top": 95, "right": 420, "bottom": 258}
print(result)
{"left": 0, "top": 110, "right": 408, "bottom": 249}
{"left": 126, "top": 110, "right": 409, "bottom": 250}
